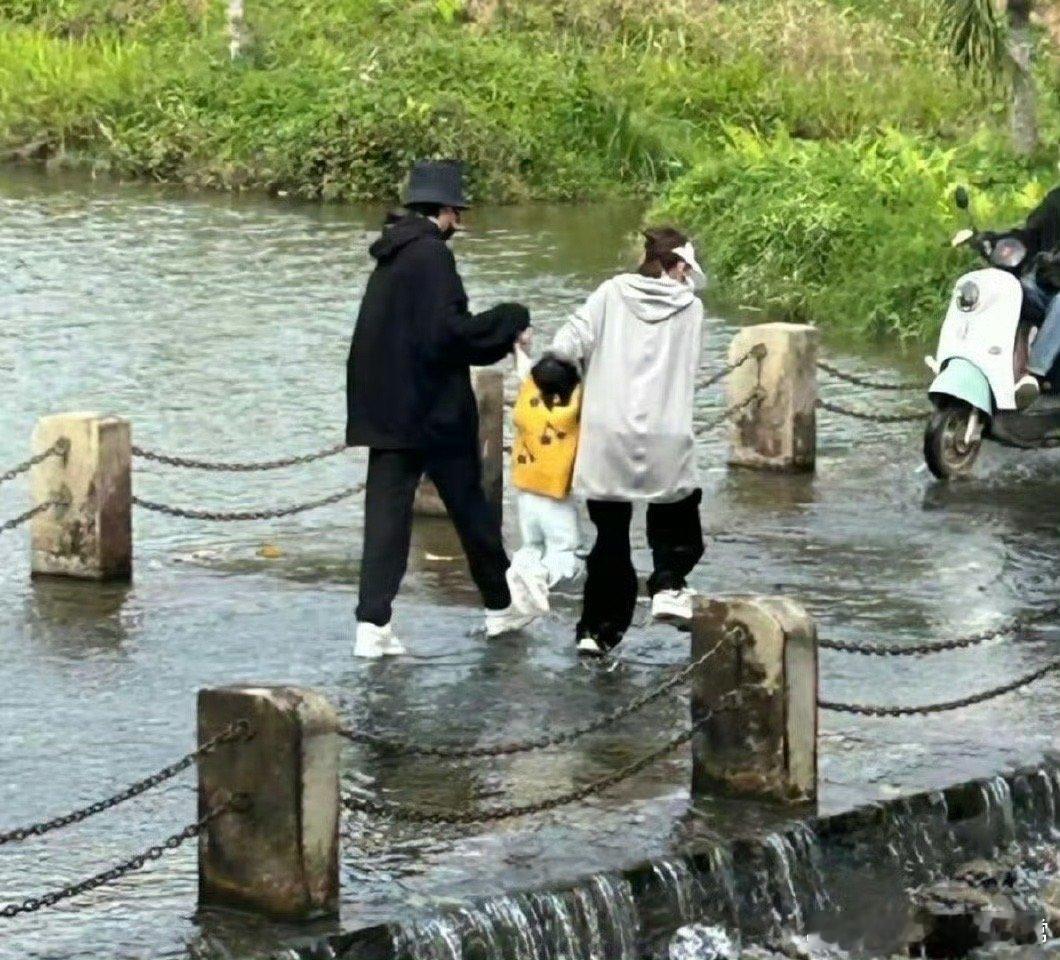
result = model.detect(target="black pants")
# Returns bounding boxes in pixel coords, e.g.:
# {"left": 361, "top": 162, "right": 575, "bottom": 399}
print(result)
{"left": 357, "top": 448, "right": 511, "bottom": 626}
{"left": 577, "top": 490, "right": 704, "bottom": 645}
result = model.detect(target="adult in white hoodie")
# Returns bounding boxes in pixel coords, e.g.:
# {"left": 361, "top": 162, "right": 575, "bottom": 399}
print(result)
{"left": 550, "top": 227, "right": 706, "bottom": 657}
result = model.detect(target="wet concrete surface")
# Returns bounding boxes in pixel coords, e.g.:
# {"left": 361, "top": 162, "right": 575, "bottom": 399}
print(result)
{"left": 2, "top": 168, "right": 1060, "bottom": 959}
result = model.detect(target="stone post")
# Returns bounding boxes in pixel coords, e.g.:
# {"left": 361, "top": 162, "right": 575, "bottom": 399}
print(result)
{"left": 30, "top": 412, "right": 131, "bottom": 580}
{"left": 198, "top": 686, "right": 341, "bottom": 921}
{"left": 727, "top": 323, "right": 818, "bottom": 472}
{"left": 690, "top": 596, "right": 818, "bottom": 805}
{"left": 415, "top": 367, "right": 504, "bottom": 523}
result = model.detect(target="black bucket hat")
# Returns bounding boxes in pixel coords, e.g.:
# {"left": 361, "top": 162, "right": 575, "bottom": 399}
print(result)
{"left": 404, "top": 159, "right": 470, "bottom": 210}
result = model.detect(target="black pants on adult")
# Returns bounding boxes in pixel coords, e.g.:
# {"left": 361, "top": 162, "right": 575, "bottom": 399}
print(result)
{"left": 577, "top": 490, "right": 704, "bottom": 645}
{"left": 357, "top": 448, "right": 511, "bottom": 626}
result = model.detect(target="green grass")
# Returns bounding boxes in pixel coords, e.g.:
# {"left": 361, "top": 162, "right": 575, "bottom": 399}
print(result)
{"left": 2, "top": 0, "right": 1058, "bottom": 339}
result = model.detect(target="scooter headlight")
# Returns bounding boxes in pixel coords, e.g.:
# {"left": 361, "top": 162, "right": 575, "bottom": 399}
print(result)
{"left": 957, "top": 280, "right": 979, "bottom": 312}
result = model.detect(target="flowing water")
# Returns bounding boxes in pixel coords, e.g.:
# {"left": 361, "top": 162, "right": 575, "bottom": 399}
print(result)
{"left": 3, "top": 167, "right": 1060, "bottom": 959}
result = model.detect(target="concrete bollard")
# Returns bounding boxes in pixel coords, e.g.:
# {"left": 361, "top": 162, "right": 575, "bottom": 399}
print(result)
{"left": 198, "top": 685, "right": 341, "bottom": 921}
{"left": 727, "top": 323, "right": 818, "bottom": 472}
{"left": 415, "top": 367, "right": 504, "bottom": 522}
{"left": 690, "top": 596, "right": 818, "bottom": 805}
{"left": 30, "top": 412, "right": 132, "bottom": 580}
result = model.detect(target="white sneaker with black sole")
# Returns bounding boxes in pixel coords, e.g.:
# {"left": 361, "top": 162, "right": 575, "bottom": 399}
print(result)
{"left": 651, "top": 588, "right": 695, "bottom": 624}
{"left": 353, "top": 621, "right": 407, "bottom": 658}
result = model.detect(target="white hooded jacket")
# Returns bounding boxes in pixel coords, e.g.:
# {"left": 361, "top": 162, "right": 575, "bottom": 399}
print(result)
{"left": 550, "top": 272, "right": 704, "bottom": 503}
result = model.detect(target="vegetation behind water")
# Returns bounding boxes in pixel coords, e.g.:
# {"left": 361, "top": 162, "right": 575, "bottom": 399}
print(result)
{"left": 2, "top": 0, "right": 1059, "bottom": 339}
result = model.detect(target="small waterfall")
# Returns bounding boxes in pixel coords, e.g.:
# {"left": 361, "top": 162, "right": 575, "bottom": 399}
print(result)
{"left": 762, "top": 832, "right": 803, "bottom": 930}
{"left": 393, "top": 916, "right": 463, "bottom": 960}
{"left": 980, "top": 776, "right": 1016, "bottom": 853}
{"left": 702, "top": 843, "right": 739, "bottom": 926}
{"left": 650, "top": 858, "right": 701, "bottom": 926}
{"left": 392, "top": 872, "right": 640, "bottom": 960}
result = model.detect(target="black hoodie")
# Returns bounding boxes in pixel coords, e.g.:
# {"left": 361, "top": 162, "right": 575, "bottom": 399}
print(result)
{"left": 1016, "top": 186, "right": 1060, "bottom": 261}
{"left": 346, "top": 214, "right": 529, "bottom": 450}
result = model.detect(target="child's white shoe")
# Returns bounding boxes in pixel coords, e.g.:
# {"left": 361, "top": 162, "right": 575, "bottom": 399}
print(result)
{"left": 651, "top": 588, "right": 695, "bottom": 624}
{"left": 354, "top": 621, "right": 407, "bottom": 658}
{"left": 485, "top": 604, "right": 537, "bottom": 637}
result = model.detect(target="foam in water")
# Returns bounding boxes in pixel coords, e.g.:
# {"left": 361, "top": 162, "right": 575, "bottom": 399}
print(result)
{"left": 667, "top": 924, "right": 738, "bottom": 960}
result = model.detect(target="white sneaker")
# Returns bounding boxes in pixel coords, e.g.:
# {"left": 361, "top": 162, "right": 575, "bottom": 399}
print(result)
{"left": 577, "top": 634, "right": 605, "bottom": 657}
{"left": 484, "top": 604, "right": 537, "bottom": 637}
{"left": 353, "top": 621, "right": 407, "bottom": 658}
{"left": 651, "top": 588, "right": 695, "bottom": 624}
{"left": 1015, "top": 374, "right": 1041, "bottom": 410}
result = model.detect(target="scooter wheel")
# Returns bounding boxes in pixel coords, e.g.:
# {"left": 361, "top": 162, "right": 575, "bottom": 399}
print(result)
{"left": 923, "top": 401, "right": 982, "bottom": 480}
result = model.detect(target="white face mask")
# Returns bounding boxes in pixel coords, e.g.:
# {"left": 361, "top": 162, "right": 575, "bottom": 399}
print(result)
{"left": 672, "top": 242, "right": 707, "bottom": 290}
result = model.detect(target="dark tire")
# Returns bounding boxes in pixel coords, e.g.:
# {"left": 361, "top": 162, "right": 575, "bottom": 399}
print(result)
{"left": 924, "top": 401, "right": 983, "bottom": 480}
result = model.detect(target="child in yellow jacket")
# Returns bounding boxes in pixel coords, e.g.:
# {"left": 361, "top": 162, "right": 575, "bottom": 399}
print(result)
{"left": 507, "top": 347, "right": 585, "bottom": 615}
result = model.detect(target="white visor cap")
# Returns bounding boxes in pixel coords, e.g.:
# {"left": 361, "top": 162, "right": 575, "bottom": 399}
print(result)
{"left": 672, "top": 242, "right": 706, "bottom": 290}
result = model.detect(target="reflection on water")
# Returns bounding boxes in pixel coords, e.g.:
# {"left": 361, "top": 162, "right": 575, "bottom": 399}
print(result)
{"left": 2, "top": 167, "right": 1060, "bottom": 959}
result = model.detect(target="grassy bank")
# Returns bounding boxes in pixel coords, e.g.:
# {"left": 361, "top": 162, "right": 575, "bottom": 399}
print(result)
{"left": 653, "top": 130, "right": 1058, "bottom": 341}
{"left": 2, "top": 0, "right": 1058, "bottom": 339}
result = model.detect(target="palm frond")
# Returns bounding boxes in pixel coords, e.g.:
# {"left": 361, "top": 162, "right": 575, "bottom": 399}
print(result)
{"left": 937, "top": 0, "right": 1007, "bottom": 81}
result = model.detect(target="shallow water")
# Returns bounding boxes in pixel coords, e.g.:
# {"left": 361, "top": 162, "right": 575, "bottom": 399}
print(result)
{"left": 2, "top": 167, "right": 1060, "bottom": 959}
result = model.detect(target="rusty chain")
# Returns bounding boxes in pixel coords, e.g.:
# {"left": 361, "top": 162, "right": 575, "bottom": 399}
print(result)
{"left": 132, "top": 485, "right": 362, "bottom": 522}
{"left": 699, "top": 343, "right": 768, "bottom": 390}
{"left": 816, "top": 398, "right": 927, "bottom": 424}
{"left": 820, "top": 657, "right": 1060, "bottom": 717}
{"left": 0, "top": 720, "right": 251, "bottom": 847}
{"left": 131, "top": 442, "right": 347, "bottom": 472}
{"left": 340, "top": 637, "right": 727, "bottom": 759}
{"left": 819, "top": 602, "right": 1060, "bottom": 657}
{"left": 0, "top": 439, "right": 68, "bottom": 489}
{"left": 816, "top": 360, "right": 921, "bottom": 392}
{"left": 699, "top": 387, "right": 765, "bottom": 434}
{"left": 0, "top": 499, "right": 67, "bottom": 536}
{"left": 0, "top": 801, "right": 237, "bottom": 919}
{"left": 342, "top": 716, "right": 707, "bottom": 826}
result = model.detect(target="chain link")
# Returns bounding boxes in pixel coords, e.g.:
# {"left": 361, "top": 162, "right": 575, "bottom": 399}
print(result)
{"left": 0, "top": 439, "right": 68, "bottom": 489}
{"left": 0, "top": 499, "right": 65, "bottom": 536}
{"left": 131, "top": 442, "right": 347, "bottom": 473}
{"left": 699, "top": 344, "right": 768, "bottom": 390}
{"left": 820, "top": 658, "right": 1060, "bottom": 717}
{"left": 132, "top": 485, "right": 362, "bottom": 522}
{"left": 816, "top": 398, "right": 927, "bottom": 424}
{"left": 0, "top": 802, "right": 235, "bottom": 919}
{"left": 697, "top": 388, "right": 765, "bottom": 435}
{"left": 819, "top": 602, "right": 1060, "bottom": 657}
{"left": 340, "top": 638, "right": 726, "bottom": 759}
{"left": 816, "top": 360, "right": 921, "bottom": 392}
{"left": 0, "top": 720, "right": 251, "bottom": 847}
{"left": 342, "top": 717, "right": 707, "bottom": 826}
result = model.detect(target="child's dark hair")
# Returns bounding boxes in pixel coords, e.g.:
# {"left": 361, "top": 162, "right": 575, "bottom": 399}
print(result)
{"left": 531, "top": 356, "right": 580, "bottom": 408}
{"left": 638, "top": 226, "right": 688, "bottom": 278}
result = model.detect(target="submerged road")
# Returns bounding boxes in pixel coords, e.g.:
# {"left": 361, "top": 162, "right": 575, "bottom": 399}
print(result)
{"left": 1, "top": 167, "right": 1060, "bottom": 959}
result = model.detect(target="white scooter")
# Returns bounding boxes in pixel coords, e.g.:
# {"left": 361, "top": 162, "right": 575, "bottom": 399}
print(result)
{"left": 924, "top": 187, "right": 1060, "bottom": 479}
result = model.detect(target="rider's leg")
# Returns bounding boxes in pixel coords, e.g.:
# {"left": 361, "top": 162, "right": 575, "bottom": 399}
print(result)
{"left": 1028, "top": 290, "right": 1060, "bottom": 382}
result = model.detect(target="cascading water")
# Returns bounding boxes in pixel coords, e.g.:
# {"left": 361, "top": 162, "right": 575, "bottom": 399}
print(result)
{"left": 386, "top": 763, "right": 1060, "bottom": 960}
{"left": 391, "top": 873, "right": 641, "bottom": 960}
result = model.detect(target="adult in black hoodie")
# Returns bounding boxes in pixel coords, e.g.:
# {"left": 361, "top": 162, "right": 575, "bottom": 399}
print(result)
{"left": 346, "top": 198, "right": 530, "bottom": 655}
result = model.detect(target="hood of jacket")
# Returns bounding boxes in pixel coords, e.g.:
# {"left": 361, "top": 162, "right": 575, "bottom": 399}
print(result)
{"left": 612, "top": 272, "right": 697, "bottom": 323}
{"left": 369, "top": 214, "right": 442, "bottom": 263}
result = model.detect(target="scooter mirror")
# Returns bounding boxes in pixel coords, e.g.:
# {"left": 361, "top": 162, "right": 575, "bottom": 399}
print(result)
{"left": 951, "top": 228, "right": 974, "bottom": 247}
{"left": 955, "top": 186, "right": 970, "bottom": 210}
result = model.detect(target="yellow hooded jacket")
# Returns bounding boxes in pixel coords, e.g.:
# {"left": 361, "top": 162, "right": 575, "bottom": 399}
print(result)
{"left": 511, "top": 376, "right": 582, "bottom": 500}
